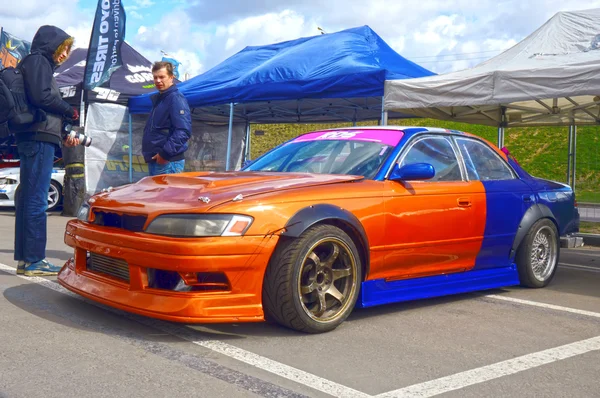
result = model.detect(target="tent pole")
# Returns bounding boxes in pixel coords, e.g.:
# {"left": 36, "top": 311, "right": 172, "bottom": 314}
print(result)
{"left": 244, "top": 122, "right": 251, "bottom": 161}
{"left": 498, "top": 106, "right": 506, "bottom": 148}
{"left": 571, "top": 124, "right": 577, "bottom": 192}
{"left": 128, "top": 113, "right": 133, "bottom": 183}
{"left": 79, "top": 89, "right": 85, "bottom": 128}
{"left": 226, "top": 102, "right": 234, "bottom": 171}
{"left": 380, "top": 96, "right": 388, "bottom": 126}
{"left": 497, "top": 127, "right": 502, "bottom": 148}
{"left": 566, "top": 125, "right": 573, "bottom": 185}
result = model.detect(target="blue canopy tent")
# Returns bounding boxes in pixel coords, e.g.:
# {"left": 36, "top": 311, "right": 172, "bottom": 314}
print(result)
{"left": 128, "top": 25, "right": 434, "bottom": 171}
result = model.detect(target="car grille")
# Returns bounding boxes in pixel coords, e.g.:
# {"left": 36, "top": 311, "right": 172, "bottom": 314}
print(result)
{"left": 87, "top": 252, "right": 130, "bottom": 282}
{"left": 92, "top": 210, "right": 147, "bottom": 232}
{"left": 0, "top": 194, "right": 8, "bottom": 200}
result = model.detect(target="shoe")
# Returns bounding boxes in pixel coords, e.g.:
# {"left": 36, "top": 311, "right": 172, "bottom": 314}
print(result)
{"left": 16, "top": 261, "right": 25, "bottom": 275}
{"left": 23, "top": 259, "right": 62, "bottom": 276}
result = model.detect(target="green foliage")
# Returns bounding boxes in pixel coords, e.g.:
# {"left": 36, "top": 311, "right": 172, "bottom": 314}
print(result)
{"left": 580, "top": 221, "right": 600, "bottom": 234}
{"left": 249, "top": 119, "right": 600, "bottom": 202}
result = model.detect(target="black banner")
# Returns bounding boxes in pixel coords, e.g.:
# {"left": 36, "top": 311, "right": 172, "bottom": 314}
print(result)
{"left": 84, "top": 0, "right": 126, "bottom": 90}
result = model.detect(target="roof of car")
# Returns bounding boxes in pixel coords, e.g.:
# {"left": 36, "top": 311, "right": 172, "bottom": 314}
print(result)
{"left": 320, "top": 126, "right": 454, "bottom": 134}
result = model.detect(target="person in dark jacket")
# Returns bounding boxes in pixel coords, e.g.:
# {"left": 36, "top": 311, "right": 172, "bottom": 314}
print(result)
{"left": 14, "top": 25, "right": 79, "bottom": 276}
{"left": 142, "top": 61, "right": 192, "bottom": 176}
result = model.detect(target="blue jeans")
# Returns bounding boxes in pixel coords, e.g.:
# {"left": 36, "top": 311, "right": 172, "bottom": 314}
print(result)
{"left": 14, "top": 141, "right": 56, "bottom": 263}
{"left": 148, "top": 159, "right": 185, "bottom": 176}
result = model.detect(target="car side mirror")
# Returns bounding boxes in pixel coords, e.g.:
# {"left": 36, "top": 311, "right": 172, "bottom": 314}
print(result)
{"left": 389, "top": 163, "right": 435, "bottom": 181}
{"left": 242, "top": 159, "right": 254, "bottom": 169}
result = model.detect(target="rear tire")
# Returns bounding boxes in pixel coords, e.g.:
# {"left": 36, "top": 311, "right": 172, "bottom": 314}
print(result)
{"left": 515, "top": 219, "right": 559, "bottom": 288}
{"left": 263, "top": 224, "right": 362, "bottom": 333}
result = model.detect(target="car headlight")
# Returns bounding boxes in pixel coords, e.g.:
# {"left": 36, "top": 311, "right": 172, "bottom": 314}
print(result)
{"left": 145, "top": 214, "right": 253, "bottom": 237}
{"left": 77, "top": 203, "right": 90, "bottom": 222}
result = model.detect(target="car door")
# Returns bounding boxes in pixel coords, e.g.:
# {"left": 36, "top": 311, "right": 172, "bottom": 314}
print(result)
{"left": 454, "top": 137, "right": 533, "bottom": 269}
{"left": 376, "top": 134, "right": 486, "bottom": 281}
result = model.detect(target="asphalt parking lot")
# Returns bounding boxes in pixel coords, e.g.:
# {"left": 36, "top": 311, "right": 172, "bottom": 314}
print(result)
{"left": 0, "top": 210, "right": 598, "bottom": 398}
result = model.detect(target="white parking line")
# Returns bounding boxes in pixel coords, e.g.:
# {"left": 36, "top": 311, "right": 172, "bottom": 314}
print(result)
{"left": 0, "top": 263, "right": 370, "bottom": 398}
{"left": 376, "top": 336, "right": 600, "bottom": 398}
{"left": 3, "top": 262, "right": 600, "bottom": 398}
{"left": 195, "top": 340, "right": 370, "bottom": 398}
{"left": 486, "top": 294, "right": 600, "bottom": 319}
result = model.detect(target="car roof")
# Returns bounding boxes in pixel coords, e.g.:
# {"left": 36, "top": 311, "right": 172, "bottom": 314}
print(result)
{"left": 312, "top": 126, "right": 464, "bottom": 141}
{"left": 319, "top": 126, "right": 454, "bottom": 134}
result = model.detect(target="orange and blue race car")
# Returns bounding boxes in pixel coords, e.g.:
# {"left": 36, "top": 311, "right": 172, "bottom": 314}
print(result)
{"left": 58, "top": 126, "right": 581, "bottom": 333}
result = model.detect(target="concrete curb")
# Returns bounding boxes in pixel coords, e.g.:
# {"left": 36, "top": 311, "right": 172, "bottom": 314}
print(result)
{"left": 579, "top": 202, "right": 600, "bottom": 208}
{"left": 576, "top": 233, "right": 600, "bottom": 247}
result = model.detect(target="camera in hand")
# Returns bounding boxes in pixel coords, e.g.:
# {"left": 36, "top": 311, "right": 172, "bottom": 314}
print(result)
{"left": 62, "top": 120, "right": 92, "bottom": 147}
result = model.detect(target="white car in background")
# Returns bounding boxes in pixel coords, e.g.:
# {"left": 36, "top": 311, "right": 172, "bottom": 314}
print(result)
{"left": 0, "top": 167, "right": 65, "bottom": 211}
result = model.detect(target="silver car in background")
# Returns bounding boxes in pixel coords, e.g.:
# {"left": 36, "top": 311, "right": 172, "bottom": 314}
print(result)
{"left": 0, "top": 166, "right": 65, "bottom": 211}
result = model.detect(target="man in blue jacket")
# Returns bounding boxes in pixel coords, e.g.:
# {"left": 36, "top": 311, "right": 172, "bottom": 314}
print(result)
{"left": 142, "top": 61, "right": 192, "bottom": 175}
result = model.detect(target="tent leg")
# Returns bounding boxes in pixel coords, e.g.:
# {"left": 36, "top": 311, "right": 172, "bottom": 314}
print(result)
{"left": 497, "top": 127, "right": 505, "bottom": 148}
{"left": 571, "top": 124, "right": 577, "bottom": 192}
{"left": 380, "top": 96, "right": 388, "bottom": 126}
{"left": 226, "top": 103, "right": 234, "bottom": 171}
{"left": 498, "top": 106, "right": 507, "bottom": 148}
{"left": 79, "top": 89, "right": 85, "bottom": 128}
{"left": 566, "top": 126, "right": 573, "bottom": 185}
{"left": 128, "top": 113, "right": 133, "bottom": 183}
{"left": 244, "top": 122, "right": 251, "bottom": 161}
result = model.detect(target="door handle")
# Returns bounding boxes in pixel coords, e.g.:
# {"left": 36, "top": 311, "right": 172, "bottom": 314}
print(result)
{"left": 457, "top": 197, "right": 472, "bottom": 207}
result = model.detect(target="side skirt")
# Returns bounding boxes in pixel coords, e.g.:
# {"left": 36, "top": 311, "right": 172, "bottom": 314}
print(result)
{"left": 357, "top": 266, "right": 520, "bottom": 308}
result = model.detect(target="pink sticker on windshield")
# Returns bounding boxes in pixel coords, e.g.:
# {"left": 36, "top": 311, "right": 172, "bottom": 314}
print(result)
{"left": 292, "top": 129, "right": 404, "bottom": 147}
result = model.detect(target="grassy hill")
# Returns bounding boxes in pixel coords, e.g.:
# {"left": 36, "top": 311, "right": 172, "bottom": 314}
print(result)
{"left": 250, "top": 118, "right": 600, "bottom": 203}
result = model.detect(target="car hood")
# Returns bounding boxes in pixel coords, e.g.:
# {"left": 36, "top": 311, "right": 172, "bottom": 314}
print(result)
{"left": 0, "top": 167, "right": 19, "bottom": 177}
{"left": 89, "top": 172, "right": 364, "bottom": 213}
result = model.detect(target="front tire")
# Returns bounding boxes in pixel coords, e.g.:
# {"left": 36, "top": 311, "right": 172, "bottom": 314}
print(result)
{"left": 516, "top": 219, "right": 559, "bottom": 288}
{"left": 47, "top": 180, "right": 62, "bottom": 211}
{"left": 263, "top": 224, "right": 362, "bottom": 333}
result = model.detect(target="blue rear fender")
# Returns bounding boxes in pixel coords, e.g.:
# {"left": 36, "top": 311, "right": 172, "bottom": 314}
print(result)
{"left": 507, "top": 158, "right": 578, "bottom": 236}
{"left": 509, "top": 203, "right": 558, "bottom": 262}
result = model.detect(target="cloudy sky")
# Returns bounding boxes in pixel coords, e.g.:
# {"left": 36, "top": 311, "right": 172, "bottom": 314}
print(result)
{"left": 1, "top": 0, "right": 599, "bottom": 78}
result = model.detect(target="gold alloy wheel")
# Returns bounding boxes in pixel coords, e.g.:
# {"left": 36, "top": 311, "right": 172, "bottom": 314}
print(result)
{"left": 297, "top": 237, "right": 358, "bottom": 323}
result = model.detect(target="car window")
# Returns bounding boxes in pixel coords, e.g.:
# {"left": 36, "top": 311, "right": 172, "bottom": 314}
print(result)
{"left": 455, "top": 138, "right": 515, "bottom": 181}
{"left": 247, "top": 139, "right": 394, "bottom": 178}
{"left": 399, "top": 136, "right": 463, "bottom": 182}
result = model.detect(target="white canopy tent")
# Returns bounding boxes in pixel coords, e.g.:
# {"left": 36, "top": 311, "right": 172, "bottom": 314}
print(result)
{"left": 384, "top": 8, "right": 600, "bottom": 188}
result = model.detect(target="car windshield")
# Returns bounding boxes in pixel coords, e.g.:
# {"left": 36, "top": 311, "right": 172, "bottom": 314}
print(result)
{"left": 245, "top": 130, "right": 404, "bottom": 179}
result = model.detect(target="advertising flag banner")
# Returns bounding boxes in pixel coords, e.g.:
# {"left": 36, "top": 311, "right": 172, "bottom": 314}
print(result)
{"left": 84, "top": 0, "right": 126, "bottom": 90}
{"left": 0, "top": 28, "right": 32, "bottom": 69}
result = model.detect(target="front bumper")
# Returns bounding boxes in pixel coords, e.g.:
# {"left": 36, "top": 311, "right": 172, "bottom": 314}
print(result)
{"left": 58, "top": 220, "right": 280, "bottom": 323}
{"left": 0, "top": 184, "right": 16, "bottom": 207}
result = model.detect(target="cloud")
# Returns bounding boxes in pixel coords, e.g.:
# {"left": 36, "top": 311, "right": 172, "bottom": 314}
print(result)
{"left": 211, "top": 10, "right": 317, "bottom": 54}
{"left": 133, "top": 0, "right": 155, "bottom": 8}
{"left": 164, "top": 49, "right": 203, "bottom": 80}
{"left": 0, "top": 0, "right": 89, "bottom": 43}
{"left": 4, "top": 0, "right": 600, "bottom": 80}
{"left": 129, "top": 10, "right": 144, "bottom": 20}
{"left": 134, "top": 9, "right": 317, "bottom": 77}
{"left": 0, "top": 0, "right": 76, "bottom": 19}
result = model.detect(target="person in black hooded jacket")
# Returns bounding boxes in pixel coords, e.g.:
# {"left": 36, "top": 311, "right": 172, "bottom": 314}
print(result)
{"left": 14, "top": 25, "right": 79, "bottom": 277}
